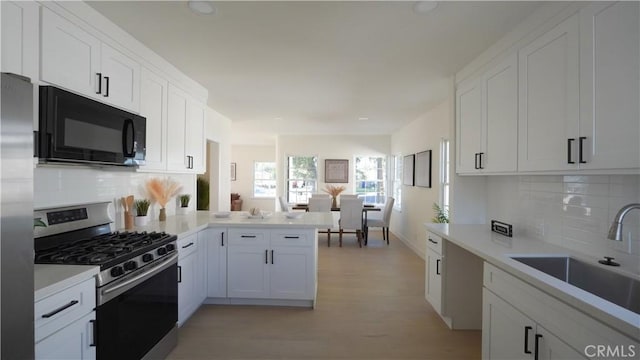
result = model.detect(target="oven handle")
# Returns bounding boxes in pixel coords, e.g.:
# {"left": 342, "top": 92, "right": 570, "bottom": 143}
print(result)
{"left": 101, "top": 253, "right": 178, "bottom": 298}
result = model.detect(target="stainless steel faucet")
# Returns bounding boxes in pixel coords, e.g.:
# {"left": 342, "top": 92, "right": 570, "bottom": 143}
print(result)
{"left": 608, "top": 203, "right": 640, "bottom": 241}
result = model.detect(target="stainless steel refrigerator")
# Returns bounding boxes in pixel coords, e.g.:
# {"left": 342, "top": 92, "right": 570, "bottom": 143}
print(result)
{"left": 1, "top": 72, "right": 35, "bottom": 358}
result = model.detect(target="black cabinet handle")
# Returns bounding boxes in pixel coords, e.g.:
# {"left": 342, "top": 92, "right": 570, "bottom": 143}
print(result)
{"left": 474, "top": 153, "right": 479, "bottom": 169}
{"left": 271, "top": 250, "right": 274, "bottom": 264}
{"left": 579, "top": 137, "right": 587, "bottom": 164}
{"left": 42, "top": 300, "right": 79, "bottom": 318}
{"left": 89, "top": 319, "right": 97, "bottom": 347}
{"left": 103, "top": 76, "right": 109, "bottom": 97}
{"left": 478, "top": 152, "right": 484, "bottom": 169}
{"left": 567, "top": 138, "right": 575, "bottom": 164}
{"left": 284, "top": 236, "right": 299, "bottom": 239}
{"left": 178, "top": 265, "right": 182, "bottom": 283}
{"left": 181, "top": 242, "right": 194, "bottom": 249}
{"left": 428, "top": 238, "right": 438, "bottom": 245}
{"left": 524, "top": 326, "right": 533, "bottom": 354}
{"left": 436, "top": 259, "right": 441, "bottom": 275}
{"left": 265, "top": 250, "right": 268, "bottom": 264}
{"left": 95, "top": 73, "right": 102, "bottom": 94}
{"left": 221, "top": 232, "right": 224, "bottom": 247}
{"left": 241, "top": 235, "right": 256, "bottom": 238}
{"left": 534, "top": 334, "right": 543, "bottom": 360}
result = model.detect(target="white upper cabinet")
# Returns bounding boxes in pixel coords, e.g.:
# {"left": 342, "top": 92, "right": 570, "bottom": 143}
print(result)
{"left": 456, "top": 53, "right": 518, "bottom": 174}
{"left": 138, "top": 67, "right": 168, "bottom": 171}
{"left": 456, "top": 79, "right": 483, "bottom": 174}
{"left": 40, "top": 7, "right": 140, "bottom": 113}
{"left": 41, "top": 7, "right": 101, "bottom": 98}
{"left": 186, "top": 99, "right": 206, "bottom": 173}
{"left": 579, "top": 1, "right": 640, "bottom": 170}
{"left": 99, "top": 44, "right": 140, "bottom": 113}
{"left": 1, "top": 0, "right": 39, "bottom": 81}
{"left": 518, "top": 13, "right": 580, "bottom": 172}
{"left": 167, "top": 84, "right": 189, "bottom": 172}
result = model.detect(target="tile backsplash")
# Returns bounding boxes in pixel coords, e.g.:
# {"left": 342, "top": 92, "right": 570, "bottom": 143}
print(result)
{"left": 35, "top": 166, "right": 196, "bottom": 230}
{"left": 486, "top": 175, "right": 640, "bottom": 271}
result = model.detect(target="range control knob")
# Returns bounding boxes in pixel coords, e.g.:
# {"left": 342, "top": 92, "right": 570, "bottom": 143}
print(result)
{"left": 142, "top": 253, "right": 154, "bottom": 263}
{"left": 165, "top": 244, "right": 176, "bottom": 252}
{"left": 157, "top": 247, "right": 167, "bottom": 256}
{"left": 110, "top": 266, "right": 124, "bottom": 277}
{"left": 123, "top": 261, "right": 137, "bottom": 271}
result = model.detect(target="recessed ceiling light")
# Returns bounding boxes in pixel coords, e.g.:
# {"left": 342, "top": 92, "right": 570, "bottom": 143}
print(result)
{"left": 358, "top": 117, "right": 369, "bottom": 121}
{"left": 413, "top": 1, "right": 438, "bottom": 14}
{"left": 188, "top": 1, "right": 216, "bottom": 15}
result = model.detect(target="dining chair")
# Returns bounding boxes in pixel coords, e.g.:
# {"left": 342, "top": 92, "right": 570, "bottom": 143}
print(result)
{"left": 278, "top": 196, "right": 289, "bottom": 212}
{"left": 365, "top": 197, "right": 395, "bottom": 245}
{"left": 338, "top": 198, "right": 364, "bottom": 247}
{"left": 339, "top": 194, "right": 359, "bottom": 200}
{"left": 311, "top": 193, "right": 330, "bottom": 198}
{"left": 308, "top": 197, "right": 332, "bottom": 246}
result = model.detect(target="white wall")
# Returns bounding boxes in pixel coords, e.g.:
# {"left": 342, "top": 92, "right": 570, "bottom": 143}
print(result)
{"left": 390, "top": 97, "right": 452, "bottom": 258}
{"left": 230, "top": 145, "right": 276, "bottom": 211}
{"left": 276, "top": 134, "right": 390, "bottom": 198}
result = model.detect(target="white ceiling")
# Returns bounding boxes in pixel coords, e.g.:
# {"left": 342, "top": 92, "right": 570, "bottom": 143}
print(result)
{"left": 88, "top": 1, "right": 543, "bottom": 144}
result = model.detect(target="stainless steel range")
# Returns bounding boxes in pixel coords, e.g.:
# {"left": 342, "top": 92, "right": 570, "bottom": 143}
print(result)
{"left": 34, "top": 202, "right": 178, "bottom": 360}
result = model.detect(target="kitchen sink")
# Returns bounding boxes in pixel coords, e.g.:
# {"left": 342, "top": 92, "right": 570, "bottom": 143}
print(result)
{"left": 510, "top": 256, "right": 640, "bottom": 315}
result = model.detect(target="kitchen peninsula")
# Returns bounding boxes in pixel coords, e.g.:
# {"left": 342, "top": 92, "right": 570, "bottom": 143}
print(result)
{"left": 132, "top": 211, "right": 334, "bottom": 324}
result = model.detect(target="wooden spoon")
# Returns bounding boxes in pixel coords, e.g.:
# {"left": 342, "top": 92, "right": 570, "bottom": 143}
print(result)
{"left": 126, "top": 195, "right": 134, "bottom": 213}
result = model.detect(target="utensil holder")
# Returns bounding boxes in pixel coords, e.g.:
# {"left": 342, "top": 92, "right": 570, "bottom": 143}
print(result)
{"left": 124, "top": 211, "right": 134, "bottom": 230}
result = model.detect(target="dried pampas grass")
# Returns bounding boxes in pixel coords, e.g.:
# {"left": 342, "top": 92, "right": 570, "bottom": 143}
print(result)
{"left": 146, "top": 177, "right": 182, "bottom": 208}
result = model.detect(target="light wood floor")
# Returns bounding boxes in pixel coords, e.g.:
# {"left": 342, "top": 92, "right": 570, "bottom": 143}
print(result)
{"left": 167, "top": 231, "right": 481, "bottom": 359}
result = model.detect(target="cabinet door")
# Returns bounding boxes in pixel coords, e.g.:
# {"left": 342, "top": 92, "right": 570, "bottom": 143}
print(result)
{"left": 100, "top": 43, "right": 140, "bottom": 112}
{"left": 579, "top": 2, "right": 640, "bottom": 170}
{"left": 269, "top": 244, "right": 314, "bottom": 300}
{"left": 482, "top": 289, "right": 535, "bottom": 360}
{"left": 205, "top": 227, "right": 227, "bottom": 298}
{"left": 41, "top": 7, "right": 101, "bottom": 98}
{"left": 35, "top": 312, "right": 96, "bottom": 360}
{"left": 186, "top": 99, "right": 206, "bottom": 173}
{"left": 518, "top": 14, "right": 579, "bottom": 172}
{"left": 227, "top": 245, "right": 270, "bottom": 299}
{"left": 456, "top": 79, "right": 482, "bottom": 174}
{"left": 1, "top": 0, "right": 38, "bottom": 80}
{"left": 536, "top": 325, "right": 585, "bottom": 360}
{"left": 482, "top": 53, "right": 518, "bottom": 173}
{"left": 166, "top": 84, "right": 188, "bottom": 171}
{"left": 425, "top": 247, "right": 442, "bottom": 313}
{"left": 178, "top": 250, "right": 197, "bottom": 326}
{"left": 138, "top": 67, "right": 168, "bottom": 171}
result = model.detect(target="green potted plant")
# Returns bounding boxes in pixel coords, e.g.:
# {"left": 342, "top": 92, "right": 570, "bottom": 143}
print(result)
{"left": 432, "top": 203, "right": 449, "bottom": 223}
{"left": 134, "top": 199, "right": 151, "bottom": 226}
{"left": 178, "top": 194, "right": 191, "bottom": 214}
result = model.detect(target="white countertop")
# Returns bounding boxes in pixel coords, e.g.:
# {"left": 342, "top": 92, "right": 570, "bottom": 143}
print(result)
{"left": 128, "top": 211, "right": 335, "bottom": 238}
{"left": 34, "top": 264, "right": 99, "bottom": 302}
{"left": 425, "top": 223, "right": 640, "bottom": 341}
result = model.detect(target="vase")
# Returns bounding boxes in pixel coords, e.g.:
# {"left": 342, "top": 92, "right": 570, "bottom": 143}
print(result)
{"left": 134, "top": 215, "right": 149, "bottom": 227}
{"left": 159, "top": 208, "right": 166, "bottom": 221}
{"left": 331, "top": 196, "right": 337, "bottom": 209}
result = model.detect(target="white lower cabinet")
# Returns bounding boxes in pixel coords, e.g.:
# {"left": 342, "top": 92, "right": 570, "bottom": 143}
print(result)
{"left": 227, "top": 228, "right": 316, "bottom": 301}
{"left": 482, "top": 262, "right": 637, "bottom": 360}
{"left": 205, "top": 227, "right": 228, "bottom": 298}
{"left": 34, "top": 277, "right": 96, "bottom": 360}
{"left": 177, "top": 232, "right": 206, "bottom": 326}
{"left": 425, "top": 234, "right": 443, "bottom": 314}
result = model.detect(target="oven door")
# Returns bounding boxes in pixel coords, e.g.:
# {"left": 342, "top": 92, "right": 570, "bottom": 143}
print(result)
{"left": 96, "top": 255, "right": 177, "bottom": 360}
{"left": 39, "top": 86, "right": 146, "bottom": 166}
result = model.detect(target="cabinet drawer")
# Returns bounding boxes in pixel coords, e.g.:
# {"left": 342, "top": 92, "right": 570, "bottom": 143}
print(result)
{"left": 35, "top": 277, "right": 95, "bottom": 342}
{"left": 271, "top": 230, "right": 312, "bottom": 247}
{"left": 228, "top": 229, "right": 268, "bottom": 246}
{"left": 427, "top": 232, "right": 443, "bottom": 253}
{"left": 177, "top": 233, "right": 198, "bottom": 258}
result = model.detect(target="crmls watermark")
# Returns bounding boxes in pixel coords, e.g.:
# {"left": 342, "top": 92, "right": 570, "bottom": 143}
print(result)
{"left": 584, "top": 345, "right": 637, "bottom": 359}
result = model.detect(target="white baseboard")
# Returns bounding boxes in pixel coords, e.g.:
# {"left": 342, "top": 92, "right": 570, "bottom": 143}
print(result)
{"left": 392, "top": 231, "right": 425, "bottom": 260}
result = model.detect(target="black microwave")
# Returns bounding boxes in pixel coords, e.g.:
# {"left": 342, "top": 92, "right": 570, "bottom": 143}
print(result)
{"left": 38, "top": 86, "right": 146, "bottom": 166}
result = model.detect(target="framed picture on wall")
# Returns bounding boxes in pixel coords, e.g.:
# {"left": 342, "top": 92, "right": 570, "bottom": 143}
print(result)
{"left": 325, "top": 159, "right": 349, "bottom": 183}
{"left": 231, "top": 162, "right": 236, "bottom": 181}
{"left": 403, "top": 154, "right": 415, "bottom": 186}
{"left": 415, "top": 150, "right": 432, "bottom": 188}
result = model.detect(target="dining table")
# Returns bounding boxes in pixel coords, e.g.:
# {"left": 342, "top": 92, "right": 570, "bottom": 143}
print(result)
{"left": 290, "top": 203, "right": 380, "bottom": 244}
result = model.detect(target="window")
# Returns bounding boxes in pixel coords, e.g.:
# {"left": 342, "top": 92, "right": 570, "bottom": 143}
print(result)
{"left": 286, "top": 156, "right": 318, "bottom": 203}
{"left": 440, "top": 139, "right": 450, "bottom": 212}
{"left": 355, "top": 156, "right": 386, "bottom": 204}
{"left": 253, "top": 162, "right": 276, "bottom": 198}
{"left": 393, "top": 155, "right": 403, "bottom": 210}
